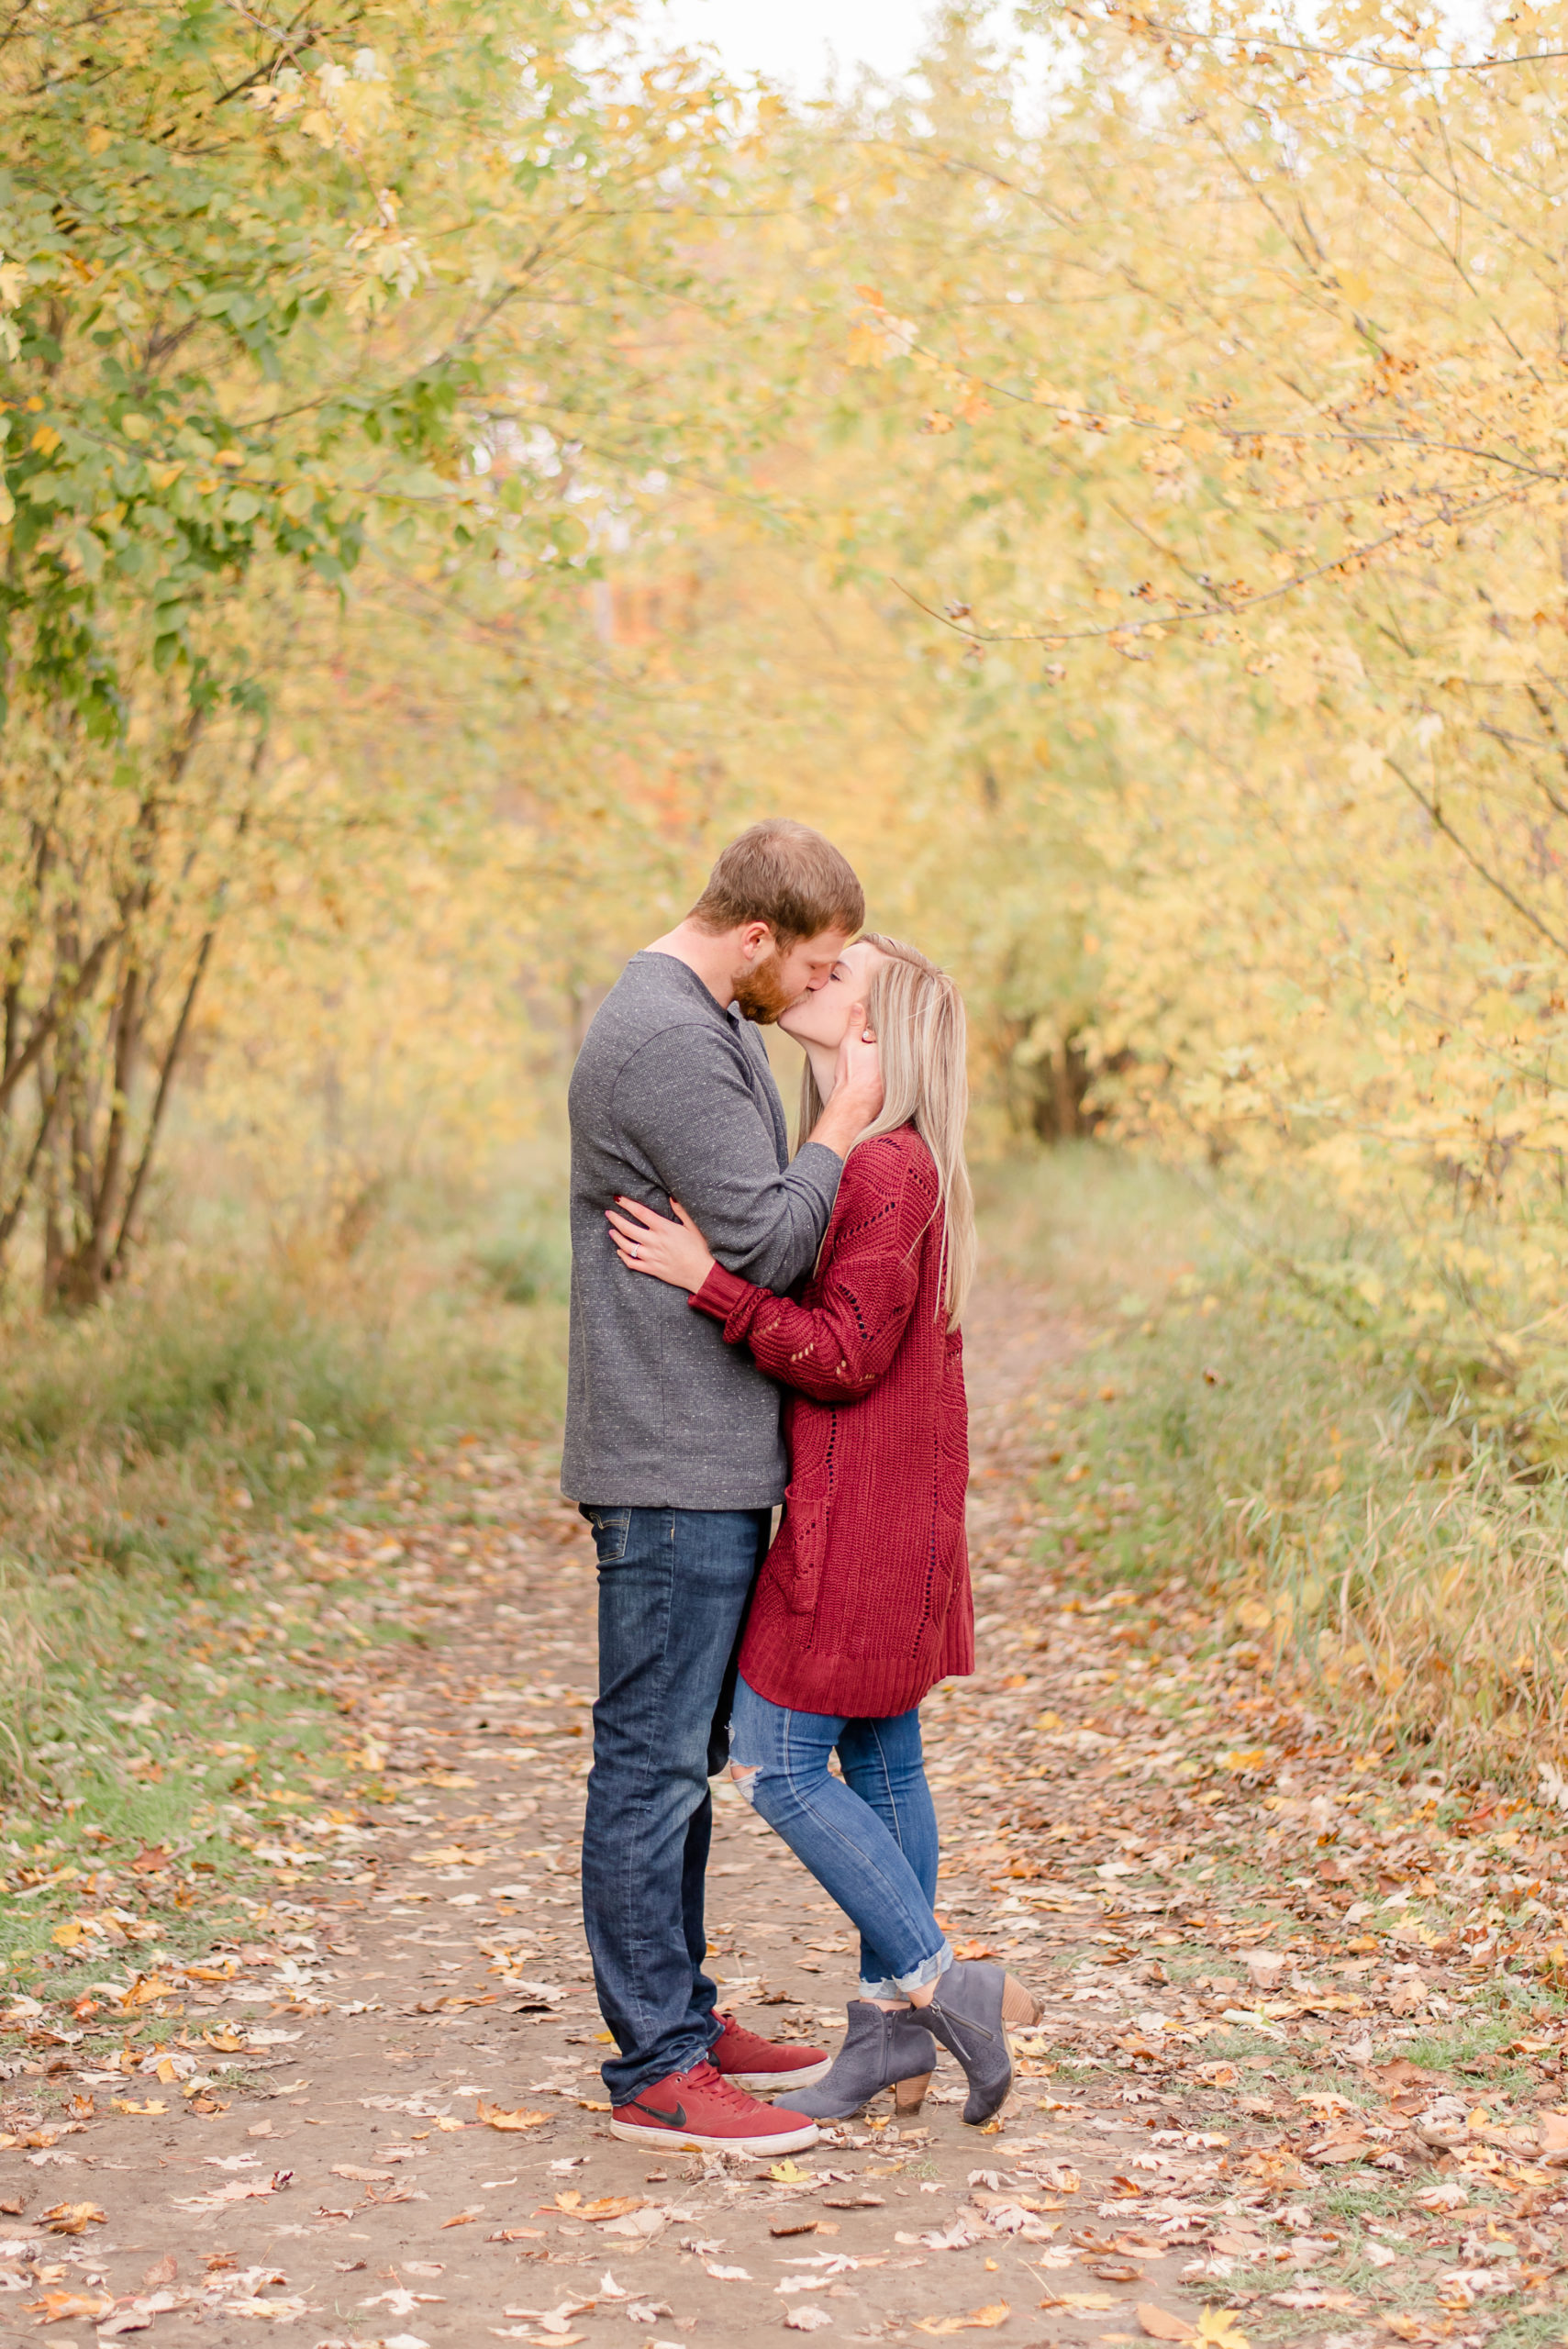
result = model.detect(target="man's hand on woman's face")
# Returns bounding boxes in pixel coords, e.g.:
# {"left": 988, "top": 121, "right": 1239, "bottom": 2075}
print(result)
{"left": 606, "top": 1196, "right": 718, "bottom": 1294}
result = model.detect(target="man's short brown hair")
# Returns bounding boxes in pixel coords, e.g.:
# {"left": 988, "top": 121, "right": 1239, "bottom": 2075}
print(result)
{"left": 687, "top": 819, "right": 864, "bottom": 948}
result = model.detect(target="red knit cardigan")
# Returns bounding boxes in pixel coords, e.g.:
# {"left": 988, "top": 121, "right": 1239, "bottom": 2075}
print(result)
{"left": 688, "top": 1122, "right": 973, "bottom": 1720}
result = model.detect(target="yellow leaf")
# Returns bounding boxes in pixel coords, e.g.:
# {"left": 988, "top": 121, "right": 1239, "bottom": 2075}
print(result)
{"left": 477, "top": 2099, "right": 549, "bottom": 2132}
{"left": 119, "top": 1976, "right": 173, "bottom": 2008}
{"left": 50, "top": 1920, "right": 83, "bottom": 1948}
{"left": 110, "top": 2098, "right": 167, "bottom": 2115}
{"left": 40, "top": 2202, "right": 106, "bottom": 2234}
{"left": 29, "top": 424, "right": 61, "bottom": 456}
{"left": 915, "top": 2309, "right": 1012, "bottom": 2335}
{"left": 1195, "top": 2312, "right": 1250, "bottom": 2349}
{"left": 84, "top": 125, "right": 113, "bottom": 153}
{"left": 21, "top": 2290, "right": 113, "bottom": 2321}
{"left": 768, "top": 2158, "right": 812, "bottom": 2184}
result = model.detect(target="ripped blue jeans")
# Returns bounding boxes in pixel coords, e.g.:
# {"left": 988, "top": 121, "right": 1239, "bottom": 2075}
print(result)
{"left": 728, "top": 1675, "right": 953, "bottom": 2000}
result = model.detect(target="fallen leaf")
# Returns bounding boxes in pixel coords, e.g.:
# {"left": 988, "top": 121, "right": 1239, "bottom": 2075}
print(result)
{"left": 769, "top": 2158, "right": 813, "bottom": 2184}
{"left": 21, "top": 2288, "right": 115, "bottom": 2320}
{"left": 784, "top": 2312, "right": 834, "bottom": 2335}
{"left": 478, "top": 2099, "right": 550, "bottom": 2132}
{"left": 1138, "top": 2310, "right": 1196, "bottom": 2343}
{"left": 440, "top": 2209, "right": 482, "bottom": 2229}
{"left": 598, "top": 2209, "right": 665, "bottom": 2240}
{"left": 1195, "top": 2311, "right": 1251, "bottom": 2349}
{"left": 142, "top": 2253, "right": 178, "bottom": 2288}
{"left": 915, "top": 2307, "right": 1012, "bottom": 2334}
{"left": 39, "top": 2201, "right": 106, "bottom": 2234}
{"left": 172, "top": 2169, "right": 293, "bottom": 2212}
{"left": 332, "top": 2165, "right": 394, "bottom": 2183}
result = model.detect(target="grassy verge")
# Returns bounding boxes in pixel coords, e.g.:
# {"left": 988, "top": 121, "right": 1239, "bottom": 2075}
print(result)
{"left": 0, "top": 1217, "right": 568, "bottom": 1988}
{"left": 977, "top": 1143, "right": 1568, "bottom": 1785}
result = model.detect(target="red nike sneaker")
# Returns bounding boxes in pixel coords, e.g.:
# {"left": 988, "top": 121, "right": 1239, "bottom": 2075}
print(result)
{"left": 609, "top": 2060, "right": 819, "bottom": 2154}
{"left": 709, "top": 2009, "right": 831, "bottom": 2095}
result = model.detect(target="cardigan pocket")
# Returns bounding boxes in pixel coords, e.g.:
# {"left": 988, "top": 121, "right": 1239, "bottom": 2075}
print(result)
{"left": 779, "top": 1478, "right": 831, "bottom": 1618}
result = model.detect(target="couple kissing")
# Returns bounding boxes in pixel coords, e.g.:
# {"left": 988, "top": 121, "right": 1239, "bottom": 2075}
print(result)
{"left": 562, "top": 818, "right": 1039, "bottom": 2156}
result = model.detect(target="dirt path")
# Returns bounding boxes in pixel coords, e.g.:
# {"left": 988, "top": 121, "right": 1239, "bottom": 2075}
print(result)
{"left": 6, "top": 1283, "right": 1568, "bottom": 2349}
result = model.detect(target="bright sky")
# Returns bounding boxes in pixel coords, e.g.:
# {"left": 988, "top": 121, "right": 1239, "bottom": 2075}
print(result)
{"left": 634, "top": 0, "right": 1498, "bottom": 91}
{"left": 638, "top": 0, "right": 962, "bottom": 92}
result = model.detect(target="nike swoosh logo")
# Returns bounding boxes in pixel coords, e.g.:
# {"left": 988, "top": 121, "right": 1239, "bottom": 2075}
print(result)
{"left": 628, "top": 2097, "right": 687, "bottom": 2128}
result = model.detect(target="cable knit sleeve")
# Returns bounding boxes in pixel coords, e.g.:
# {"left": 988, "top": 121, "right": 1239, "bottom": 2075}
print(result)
{"left": 687, "top": 1136, "right": 937, "bottom": 1403}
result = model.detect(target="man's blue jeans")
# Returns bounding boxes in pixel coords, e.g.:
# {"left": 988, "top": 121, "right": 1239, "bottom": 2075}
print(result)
{"left": 580, "top": 1504, "right": 771, "bottom": 2104}
{"left": 729, "top": 1675, "right": 954, "bottom": 1998}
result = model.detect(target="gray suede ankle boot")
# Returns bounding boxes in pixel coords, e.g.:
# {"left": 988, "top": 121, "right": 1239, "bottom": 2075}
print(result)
{"left": 921, "top": 1962, "right": 1039, "bottom": 2125}
{"left": 773, "top": 2000, "right": 937, "bottom": 2121}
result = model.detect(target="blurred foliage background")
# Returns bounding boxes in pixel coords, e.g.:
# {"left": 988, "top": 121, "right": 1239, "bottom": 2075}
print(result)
{"left": 7, "top": 0, "right": 1568, "bottom": 1850}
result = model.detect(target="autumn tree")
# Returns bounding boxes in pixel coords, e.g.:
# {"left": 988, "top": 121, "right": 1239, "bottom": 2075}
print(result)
{"left": 0, "top": 0, "right": 743, "bottom": 1303}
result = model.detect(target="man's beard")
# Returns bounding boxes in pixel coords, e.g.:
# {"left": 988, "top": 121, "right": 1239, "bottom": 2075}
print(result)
{"left": 731, "top": 960, "right": 796, "bottom": 1024}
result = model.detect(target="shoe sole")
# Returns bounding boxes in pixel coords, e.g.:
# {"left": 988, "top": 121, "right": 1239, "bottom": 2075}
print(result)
{"left": 608, "top": 2113, "right": 820, "bottom": 2155}
{"left": 725, "top": 2057, "right": 833, "bottom": 2093}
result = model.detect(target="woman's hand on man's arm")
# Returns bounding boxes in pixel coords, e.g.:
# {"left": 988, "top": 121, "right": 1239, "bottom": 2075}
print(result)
{"left": 606, "top": 1197, "right": 718, "bottom": 1294}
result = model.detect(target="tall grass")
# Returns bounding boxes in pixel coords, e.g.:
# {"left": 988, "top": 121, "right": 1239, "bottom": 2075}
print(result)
{"left": 0, "top": 1205, "right": 568, "bottom": 1854}
{"left": 978, "top": 1146, "right": 1568, "bottom": 1784}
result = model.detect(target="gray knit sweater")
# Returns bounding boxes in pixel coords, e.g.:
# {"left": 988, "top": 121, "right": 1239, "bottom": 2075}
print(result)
{"left": 562, "top": 952, "right": 843, "bottom": 1508}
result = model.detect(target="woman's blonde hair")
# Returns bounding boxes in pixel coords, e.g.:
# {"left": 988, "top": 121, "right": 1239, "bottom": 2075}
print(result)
{"left": 796, "top": 933, "right": 975, "bottom": 1323}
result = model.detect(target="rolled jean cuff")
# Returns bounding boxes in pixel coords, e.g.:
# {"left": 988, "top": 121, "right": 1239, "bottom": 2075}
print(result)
{"left": 860, "top": 1938, "right": 954, "bottom": 2002}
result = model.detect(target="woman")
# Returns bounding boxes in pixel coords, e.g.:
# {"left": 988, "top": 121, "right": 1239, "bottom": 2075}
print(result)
{"left": 606, "top": 934, "right": 1037, "bottom": 2126}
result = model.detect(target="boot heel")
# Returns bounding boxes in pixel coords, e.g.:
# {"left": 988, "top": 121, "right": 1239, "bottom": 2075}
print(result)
{"left": 1001, "top": 1974, "right": 1040, "bottom": 2028}
{"left": 894, "top": 2071, "right": 932, "bottom": 2117}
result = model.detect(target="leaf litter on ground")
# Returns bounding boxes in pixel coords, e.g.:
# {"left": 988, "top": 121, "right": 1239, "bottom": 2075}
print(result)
{"left": 6, "top": 1288, "right": 1568, "bottom": 2342}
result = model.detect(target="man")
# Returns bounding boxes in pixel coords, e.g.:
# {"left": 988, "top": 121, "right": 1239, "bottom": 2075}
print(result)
{"left": 564, "top": 818, "right": 882, "bottom": 2155}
